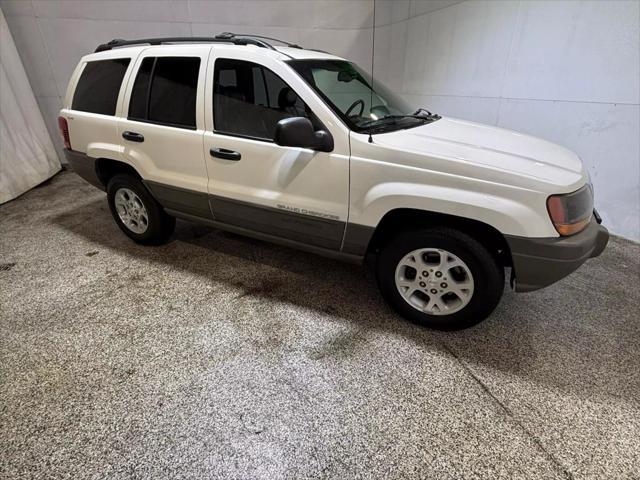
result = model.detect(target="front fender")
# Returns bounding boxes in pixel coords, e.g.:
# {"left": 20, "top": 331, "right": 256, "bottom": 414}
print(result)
{"left": 350, "top": 182, "right": 557, "bottom": 238}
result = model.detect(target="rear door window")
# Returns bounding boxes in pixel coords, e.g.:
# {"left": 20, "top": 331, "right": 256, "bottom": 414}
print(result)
{"left": 128, "top": 58, "right": 153, "bottom": 120}
{"left": 72, "top": 58, "right": 130, "bottom": 115}
{"left": 128, "top": 57, "right": 200, "bottom": 129}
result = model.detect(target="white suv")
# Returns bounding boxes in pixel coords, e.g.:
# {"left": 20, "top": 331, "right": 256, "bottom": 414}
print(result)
{"left": 59, "top": 33, "right": 609, "bottom": 329}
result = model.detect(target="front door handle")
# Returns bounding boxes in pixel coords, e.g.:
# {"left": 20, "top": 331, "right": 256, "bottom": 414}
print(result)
{"left": 210, "top": 148, "right": 241, "bottom": 161}
{"left": 122, "top": 131, "right": 144, "bottom": 143}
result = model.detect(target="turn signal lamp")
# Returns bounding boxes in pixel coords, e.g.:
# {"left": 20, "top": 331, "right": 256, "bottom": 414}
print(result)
{"left": 546, "top": 184, "right": 593, "bottom": 236}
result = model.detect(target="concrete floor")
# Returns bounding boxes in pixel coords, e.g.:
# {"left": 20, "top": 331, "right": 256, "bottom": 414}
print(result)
{"left": 1, "top": 171, "right": 639, "bottom": 480}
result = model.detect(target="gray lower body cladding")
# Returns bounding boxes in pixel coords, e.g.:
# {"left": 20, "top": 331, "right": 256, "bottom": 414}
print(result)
{"left": 208, "top": 194, "right": 346, "bottom": 251}
{"left": 342, "top": 223, "right": 376, "bottom": 256}
{"left": 144, "top": 181, "right": 212, "bottom": 219}
{"left": 505, "top": 218, "right": 609, "bottom": 292}
{"left": 147, "top": 183, "right": 357, "bottom": 252}
{"left": 64, "top": 149, "right": 105, "bottom": 191}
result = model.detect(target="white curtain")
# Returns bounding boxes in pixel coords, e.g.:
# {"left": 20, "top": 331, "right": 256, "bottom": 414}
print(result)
{"left": 0, "top": 7, "right": 59, "bottom": 204}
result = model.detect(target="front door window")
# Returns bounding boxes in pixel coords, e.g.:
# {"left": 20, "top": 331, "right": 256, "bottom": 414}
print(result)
{"left": 213, "top": 58, "right": 320, "bottom": 140}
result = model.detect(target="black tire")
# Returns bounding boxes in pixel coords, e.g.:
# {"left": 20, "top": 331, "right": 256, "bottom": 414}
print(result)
{"left": 107, "top": 174, "right": 175, "bottom": 245}
{"left": 376, "top": 227, "right": 504, "bottom": 330}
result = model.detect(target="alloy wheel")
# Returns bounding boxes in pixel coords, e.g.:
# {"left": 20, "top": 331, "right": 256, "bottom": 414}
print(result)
{"left": 114, "top": 188, "right": 149, "bottom": 234}
{"left": 394, "top": 248, "right": 474, "bottom": 315}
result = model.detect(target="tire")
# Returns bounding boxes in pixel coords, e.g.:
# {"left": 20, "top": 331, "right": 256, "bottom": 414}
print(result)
{"left": 106, "top": 174, "right": 175, "bottom": 245}
{"left": 376, "top": 227, "right": 504, "bottom": 330}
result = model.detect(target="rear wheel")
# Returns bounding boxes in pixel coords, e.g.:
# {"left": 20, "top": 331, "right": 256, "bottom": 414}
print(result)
{"left": 376, "top": 227, "right": 504, "bottom": 330}
{"left": 107, "top": 174, "right": 175, "bottom": 245}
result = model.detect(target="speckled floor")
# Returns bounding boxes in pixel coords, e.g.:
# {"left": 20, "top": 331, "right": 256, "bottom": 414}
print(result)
{"left": 1, "top": 171, "right": 639, "bottom": 480}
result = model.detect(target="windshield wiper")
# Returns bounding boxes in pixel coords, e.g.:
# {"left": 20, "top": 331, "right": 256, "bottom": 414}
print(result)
{"left": 359, "top": 111, "right": 440, "bottom": 129}
{"left": 359, "top": 115, "right": 421, "bottom": 129}
{"left": 414, "top": 108, "right": 442, "bottom": 118}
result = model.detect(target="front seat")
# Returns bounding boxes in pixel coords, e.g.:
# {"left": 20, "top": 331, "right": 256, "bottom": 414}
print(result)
{"left": 277, "top": 87, "right": 302, "bottom": 116}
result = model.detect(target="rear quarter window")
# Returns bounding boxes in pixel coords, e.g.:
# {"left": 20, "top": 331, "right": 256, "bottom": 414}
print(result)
{"left": 72, "top": 58, "right": 130, "bottom": 115}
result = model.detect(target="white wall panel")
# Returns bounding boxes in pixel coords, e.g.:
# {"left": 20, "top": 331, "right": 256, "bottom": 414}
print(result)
{"left": 186, "top": 0, "right": 309, "bottom": 27}
{"left": 409, "top": 0, "right": 463, "bottom": 17}
{"left": 31, "top": 0, "right": 190, "bottom": 22}
{"left": 4, "top": 15, "right": 58, "bottom": 97}
{"left": 402, "top": 1, "right": 519, "bottom": 97}
{"left": 302, "top": 27, "right": 373, "bottom": 71}
{"left": 0, "top": 0, "right": 34, "bottom": 17}
{"left": 372, "top": 23, "right": 390, "bottom": 83}
{"left": 407, "top": 7, "right": 454, "bottom": 95}
{"left": 36, "top": 94, "right": 65, "bottom": 160}
{"left": 374, "top": 0, "right": 410, "bottom": 27}
{"left": 444, "top": 1, "right": 518, "bottom": 97}
{"left": 187, "top": 0, "right": 372, "bottom": 29}
{"left": 372, "top": 19, "right": 405, "bottom": 90}
{"left": 503, "top": 1, "right": 640, "bottom": 104}
{"left": 308, "top": 0, "right": 374, "bottom": 29}
{"left": 402, "top": 13, "right": 430, "bottom": 94}
{"left": 385, "top": 19, "right": 408, "bottom": 91}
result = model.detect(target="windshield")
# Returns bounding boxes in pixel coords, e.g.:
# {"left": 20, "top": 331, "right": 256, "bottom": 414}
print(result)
{"left": 288, "top": 59, "right": 438, "bottom": 133}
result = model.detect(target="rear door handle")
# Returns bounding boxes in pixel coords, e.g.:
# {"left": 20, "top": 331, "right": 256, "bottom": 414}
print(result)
{"left": 210, "top": 148, "right": 241, "bottom": 161}
{"left": 122, "top": 131, "right": 144, "bottom": 143}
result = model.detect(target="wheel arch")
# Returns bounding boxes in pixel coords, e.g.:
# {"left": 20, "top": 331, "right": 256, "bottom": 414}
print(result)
{"left": 365, "top": 208, "right": 513, "bottom": 267}
{"left": 95, "top": 157, "right": 143, "bottom": 187}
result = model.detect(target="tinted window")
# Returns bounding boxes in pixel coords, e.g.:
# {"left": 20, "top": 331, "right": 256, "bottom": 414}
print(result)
{"left": 127, "top": 57, "right": 200, "bottom": 129}
{"left": 72, "top": 58, "right": 130, "bottom": 115}
{"left": 213, "top": 58, "right": 319, "bottom": 140}
{"left": 128, "top": 58, "right": 153, "bottom": 120}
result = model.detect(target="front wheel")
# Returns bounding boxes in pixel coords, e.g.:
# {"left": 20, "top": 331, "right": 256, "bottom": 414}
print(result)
{"left": 376, "top": 227, "right": 504, "bottom": 330}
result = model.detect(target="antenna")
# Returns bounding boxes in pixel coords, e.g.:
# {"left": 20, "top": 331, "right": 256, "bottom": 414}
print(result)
{"left": 368, "top": 0, "right": 376, "bottom": 144}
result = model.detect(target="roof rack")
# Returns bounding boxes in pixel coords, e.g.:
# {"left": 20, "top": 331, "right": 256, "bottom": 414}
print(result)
{"left": 94, "top": 32, "right": 300, "bottom": 53}
{"left": 220, "top": 32, "right": 302, "bottom": 49}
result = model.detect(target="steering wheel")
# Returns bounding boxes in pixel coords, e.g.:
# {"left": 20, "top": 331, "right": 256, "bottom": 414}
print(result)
{"left": 345, "top": 99, "right": 365, "bottom": 118}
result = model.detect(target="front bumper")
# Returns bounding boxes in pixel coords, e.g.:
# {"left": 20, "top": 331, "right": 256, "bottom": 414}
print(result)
{"left": 505, "top": 217, "right": 609, "bottom": 292}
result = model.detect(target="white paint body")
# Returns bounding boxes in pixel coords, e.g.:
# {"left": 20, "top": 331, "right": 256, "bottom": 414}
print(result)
{"left": 61, "top": 43, "right": 590, "bottom": 240}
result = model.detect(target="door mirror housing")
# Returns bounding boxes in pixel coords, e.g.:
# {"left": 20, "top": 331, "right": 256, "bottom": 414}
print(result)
{"left": 274, "top": 117, "right": 334, "bottom": 152}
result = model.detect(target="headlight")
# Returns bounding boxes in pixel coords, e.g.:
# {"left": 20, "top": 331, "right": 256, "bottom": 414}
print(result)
{"left": 546, "top": 184, "right": 593, "bottom": 236}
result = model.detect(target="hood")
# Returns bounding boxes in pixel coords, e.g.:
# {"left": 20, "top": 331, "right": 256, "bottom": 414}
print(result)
{"left": 376, "top": 116, "right": 586, "bottom": 188}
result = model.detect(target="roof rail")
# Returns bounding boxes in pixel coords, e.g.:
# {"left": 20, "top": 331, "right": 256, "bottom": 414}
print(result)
{"left": 94, "top": 34, "right": 277, "bottom": 53}
{"left": 220, "top": 32, "right": 302, "bottom": 49}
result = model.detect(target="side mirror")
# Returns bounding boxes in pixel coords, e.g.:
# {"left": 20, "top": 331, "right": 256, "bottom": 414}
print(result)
{"left": 274, "top": 117, "right": 334, "bottom": 152}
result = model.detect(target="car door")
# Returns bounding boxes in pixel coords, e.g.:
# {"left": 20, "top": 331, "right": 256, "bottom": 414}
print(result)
{"left": 203, "top": 48, "right": 350, "bottom": 251}
{"left": 118, "top": 46, "right": 211, "bottom": 219}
